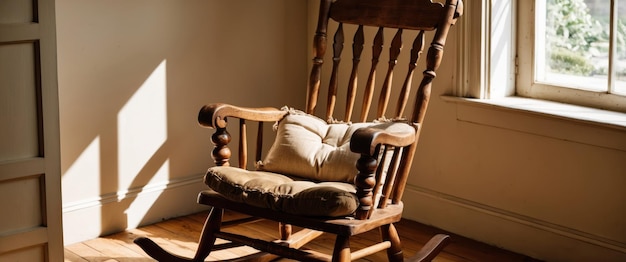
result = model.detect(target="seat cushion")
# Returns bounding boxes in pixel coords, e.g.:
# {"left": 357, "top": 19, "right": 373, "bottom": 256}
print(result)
{"left": 204, "top": 166, "right": 359, "bottom": 217}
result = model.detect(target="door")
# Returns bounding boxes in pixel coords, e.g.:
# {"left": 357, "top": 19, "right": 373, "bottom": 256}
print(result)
{"left": 0, "top": 0, "right": 64, "bottom": 260}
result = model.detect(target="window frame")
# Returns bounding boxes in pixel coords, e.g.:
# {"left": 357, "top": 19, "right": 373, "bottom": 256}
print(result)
{"left": 455, "top": 0, "right": 516, "bottom": 99}
{"left": 458, "top": 0, "right": 626, "bottom": 113}
{"left": 516, "top": 0, "right": 626, "bottom": 112}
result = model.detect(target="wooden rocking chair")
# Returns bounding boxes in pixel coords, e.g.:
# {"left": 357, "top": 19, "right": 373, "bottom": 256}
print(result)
{"left": 135, "top": 0, "right": 462, "bottom": 261}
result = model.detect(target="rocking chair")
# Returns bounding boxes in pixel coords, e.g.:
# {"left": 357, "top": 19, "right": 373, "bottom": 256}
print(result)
{"left": 135, "top": 0, "right": 462, "bottom": 261}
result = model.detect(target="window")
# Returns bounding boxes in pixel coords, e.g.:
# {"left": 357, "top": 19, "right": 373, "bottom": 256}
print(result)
{"left": 517, "top": 0, "right": 626, "bottom": 112}
{"left": 457, "top": 0, "right": 626, "bottom": 113}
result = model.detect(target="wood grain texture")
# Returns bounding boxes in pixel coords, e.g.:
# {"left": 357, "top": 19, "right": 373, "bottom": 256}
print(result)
{"left": 65, "top": 210, "right": 541, "bottom": 262}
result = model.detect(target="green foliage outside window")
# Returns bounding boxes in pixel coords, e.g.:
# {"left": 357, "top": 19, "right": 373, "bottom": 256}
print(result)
{"left": 546, "top": 0, "right": 625, "bottom": 76}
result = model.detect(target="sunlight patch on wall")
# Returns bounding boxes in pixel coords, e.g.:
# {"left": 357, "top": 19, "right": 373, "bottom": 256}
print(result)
{"left": 124, "top": 159, "right": 170, "bottom": 228}
{"left": 62, "top": 136, "right": 101, "bottom": 205}
{"left": 61, "top": 135, "right": 103, "bottom": 244}
{"left": 117, "top": 60, "right": 168, "bottom": 191}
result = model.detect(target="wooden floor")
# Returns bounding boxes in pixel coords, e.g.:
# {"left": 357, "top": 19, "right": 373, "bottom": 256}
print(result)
{"left": 64, "top": 210, "right": 541, "bottom": 262}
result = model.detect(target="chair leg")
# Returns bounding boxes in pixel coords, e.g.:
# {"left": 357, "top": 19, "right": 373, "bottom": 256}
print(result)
{"left": 193, "top": 206, "right": 223, "bottom": 261}
{"left": 381, "top": 224, "right": 403, "bottom": 262}
{"left": 133, "top": 206, "right": 223, "bottom": 262}
{"left": 332, "top": 235, "right": 351, "bottom": 262}
{"left": 279, "top": 222, "right": 292, "bottom": 240}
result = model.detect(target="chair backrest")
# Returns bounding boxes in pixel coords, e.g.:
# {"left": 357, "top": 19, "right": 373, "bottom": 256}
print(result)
{"left": 307, "top": 0, "right": 463, "bottom": 124}
{"left": 305, "top": 0, "right": 463, "bottom": 219}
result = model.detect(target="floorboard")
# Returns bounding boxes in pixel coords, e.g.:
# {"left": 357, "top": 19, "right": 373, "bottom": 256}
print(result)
{"left": 64, "top": 211, "right": 542, "bottom": 262}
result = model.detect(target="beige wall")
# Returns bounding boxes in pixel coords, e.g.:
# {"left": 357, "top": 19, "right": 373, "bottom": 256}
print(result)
{"left": 57, "top": 0, "right": 307, "bottom": 244}
{"left": 404, "top": 91, "right": 626, "bottom": 261}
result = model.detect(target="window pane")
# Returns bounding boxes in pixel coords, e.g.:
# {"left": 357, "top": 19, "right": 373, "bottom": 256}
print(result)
{"left": 536, "top": 0, "right": 609, "bottom": 92}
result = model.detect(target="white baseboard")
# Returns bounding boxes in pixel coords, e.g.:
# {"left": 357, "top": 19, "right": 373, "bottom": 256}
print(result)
{"left": 402, "top": 185, "right": 626, "bottom": 262}
{"left": 62, "top": 174, "right": 210, "bottom": 245}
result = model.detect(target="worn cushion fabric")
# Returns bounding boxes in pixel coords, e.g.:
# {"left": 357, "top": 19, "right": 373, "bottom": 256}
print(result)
{"left": 203, "top": 108, "right": 414, "bottom": 217}
{"left": 204, "top": 166, "right": 359, "bottom": 217}
{"left": 257, "top": 110, "right": 375, "bottom": 183}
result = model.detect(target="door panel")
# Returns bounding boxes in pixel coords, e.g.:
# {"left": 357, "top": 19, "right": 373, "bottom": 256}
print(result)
{"left": 0, "top": 42, "right": 39, "bottom": 161}
{"left": 0, "top": 175, "right": 43, "bottom": 234}
{"left": 0, "top": 245, "right": 45, "bottom": 261}
{"left": 0, "top": 0, "right": 63, "bottom": 260}
{"left": 0, "top": 0, "right": 34, "bottom": 24}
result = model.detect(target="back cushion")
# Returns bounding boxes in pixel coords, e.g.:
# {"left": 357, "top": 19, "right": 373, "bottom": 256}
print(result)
{"left": 258, "top": 111, "right": 374, "bottom": 183}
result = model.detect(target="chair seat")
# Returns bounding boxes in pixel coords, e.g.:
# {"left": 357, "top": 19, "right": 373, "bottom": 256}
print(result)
{"left": 204, "top": 166, "right": 360, "bottom": 217}
{"left": 197, "top": 188, "right": 404, "bottom": 236}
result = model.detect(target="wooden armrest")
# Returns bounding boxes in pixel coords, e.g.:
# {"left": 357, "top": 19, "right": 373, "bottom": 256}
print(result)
{"left": 349, "top": 123, "right": 418, "bottom": 156}
{"left": 198, "top": 103, "right": 288, "bottom": 129}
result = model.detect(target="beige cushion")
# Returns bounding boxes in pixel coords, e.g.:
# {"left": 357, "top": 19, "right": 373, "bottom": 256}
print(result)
{"left": 205, "top": 166, "right": 359, "bottom": 217}
{"left": 203, "top": 108, "right": 414, "bottom": 217}
{"left": 257, "top": 111, "right": 376, "bottom": 182}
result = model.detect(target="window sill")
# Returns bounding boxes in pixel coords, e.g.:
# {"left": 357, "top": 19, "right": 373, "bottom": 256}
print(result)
{"left": 440, "top": 95, "right": 626, "bottom": 151}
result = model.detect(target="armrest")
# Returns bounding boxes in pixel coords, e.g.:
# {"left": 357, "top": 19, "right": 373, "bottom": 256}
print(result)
{"left": 349, "top": 122, "right": 418, "bottom": 156}
{"left": 350, "top": 121, "right": 418, "bottom": 219}
{"left": 198, "top": 103, "right": 288, "bottom": 129}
